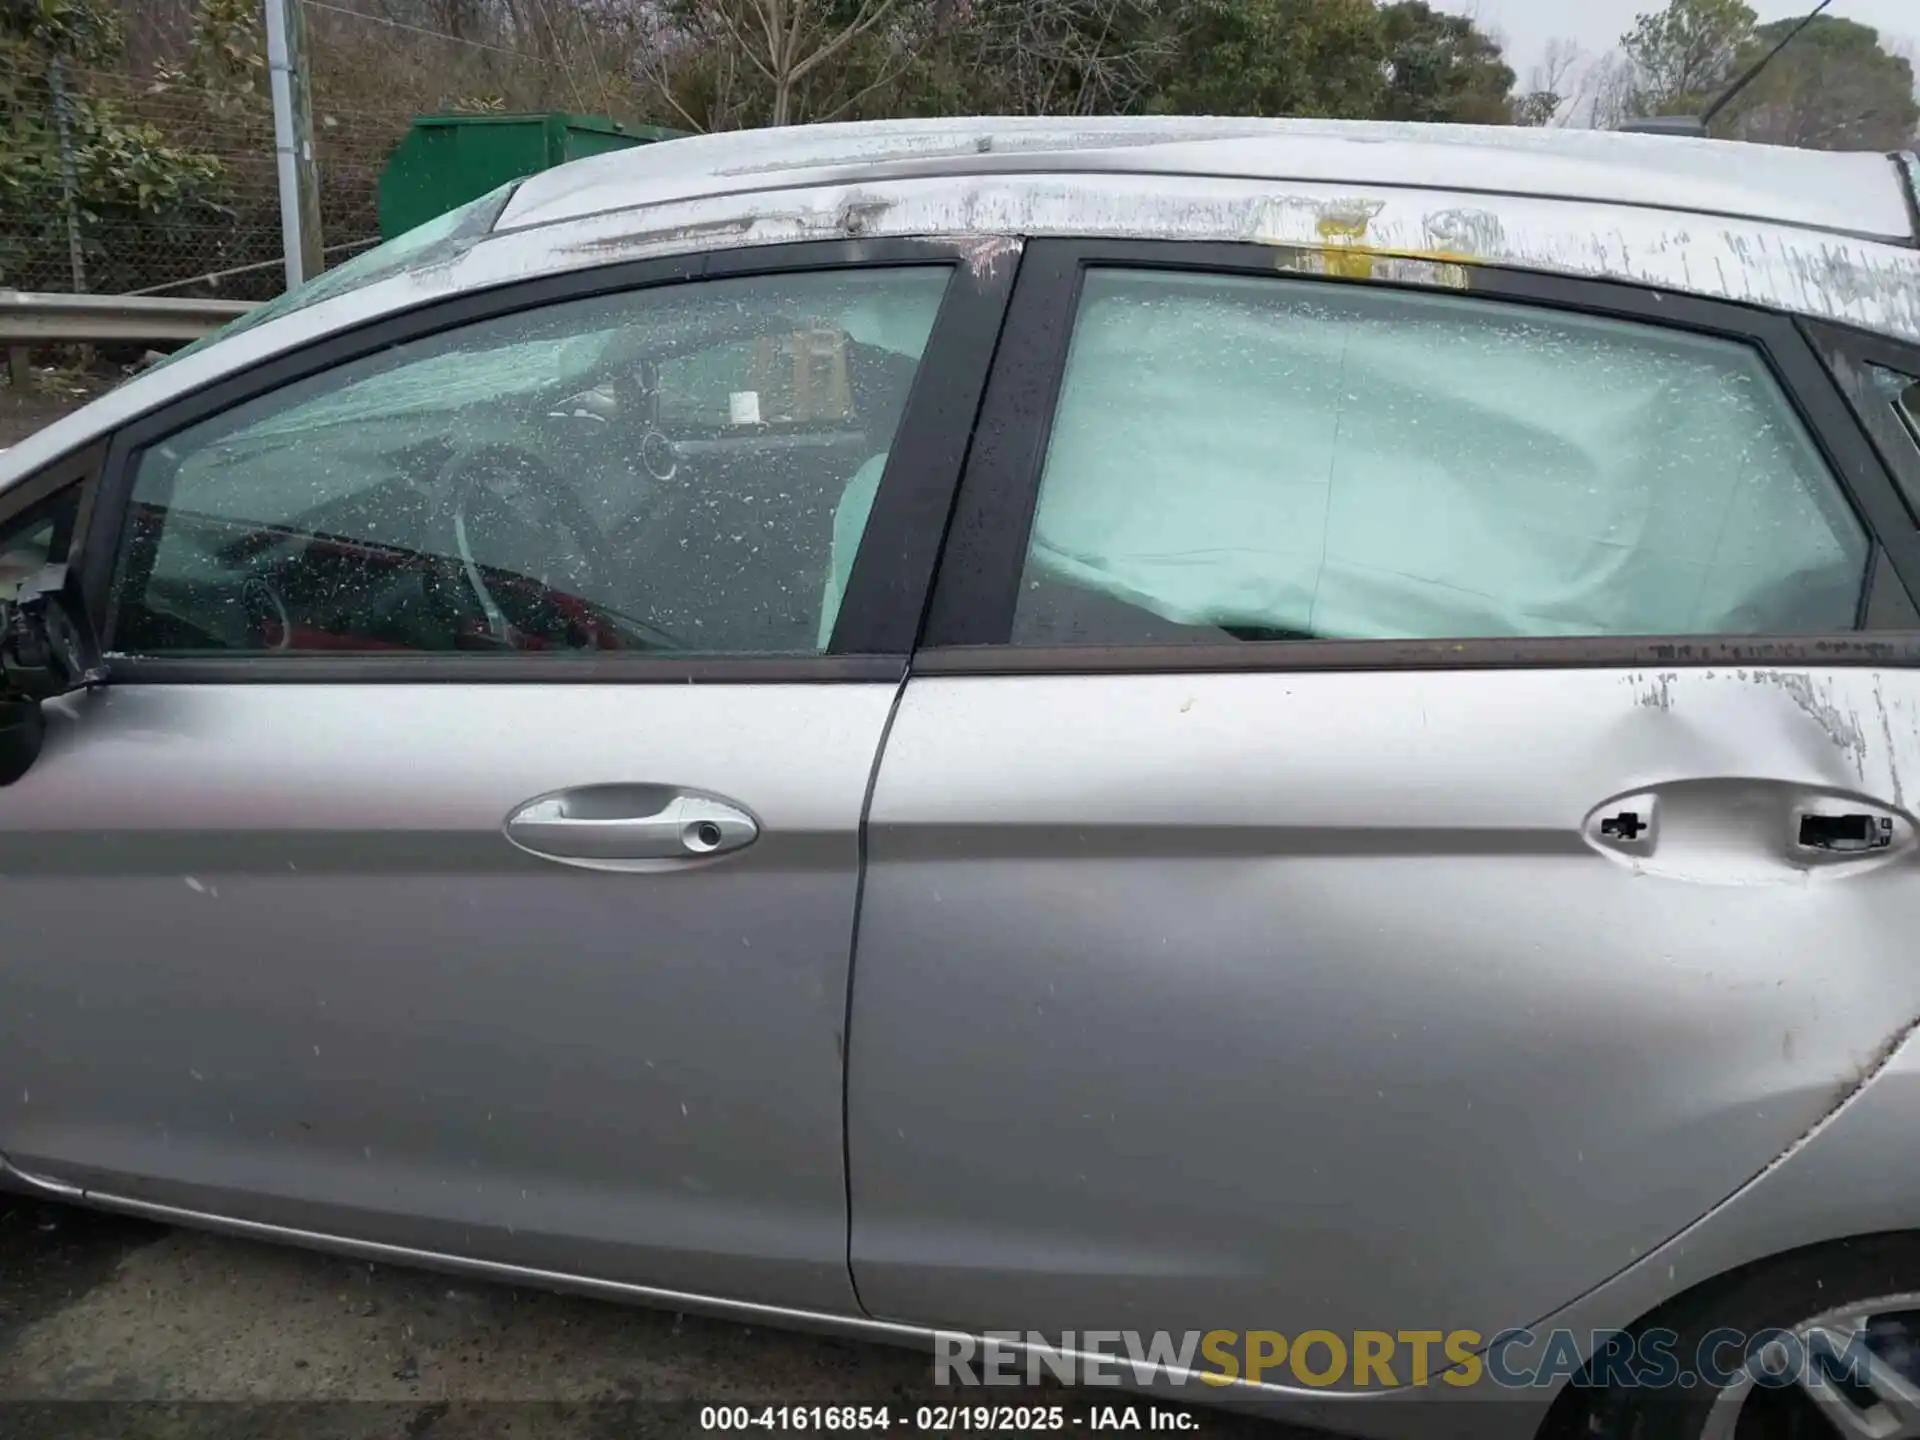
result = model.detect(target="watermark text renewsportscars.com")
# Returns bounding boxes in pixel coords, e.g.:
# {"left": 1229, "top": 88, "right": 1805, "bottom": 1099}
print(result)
{"left": 935, "top": 1327, "right": 1883, "bottom": 1392}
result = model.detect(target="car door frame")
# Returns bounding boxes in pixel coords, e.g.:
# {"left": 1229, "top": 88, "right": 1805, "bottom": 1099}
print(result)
{"left": 0, "top": 439, "right": 105, "bottom": 580}
{"left": 917, "top": 236, "right": 1920, "bottom": 667}
{"left": 0, "top": 235, "right": 1019, "bottom": 681}
{"left": 1806, "top": 318, "right": 1920, "bottom": 536}
{"left": 0, "top": 235, "right": 1018, "bottom": 1306}
{"left": 840, "top": 235, "right": 1920, "bottom": 1403}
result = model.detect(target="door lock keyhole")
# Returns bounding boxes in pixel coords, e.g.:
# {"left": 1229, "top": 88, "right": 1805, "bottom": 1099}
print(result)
{"left": 683, "top": 819, "right": 725, "bottom": 854}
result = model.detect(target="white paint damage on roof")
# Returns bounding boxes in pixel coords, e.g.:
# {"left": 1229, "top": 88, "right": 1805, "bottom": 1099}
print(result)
{"left": 498, "top": 115, "right": 1917, "bottom": 246}
{"left": 8, "top": 168, "right": 1920, "bottom": 497}
{"left": 527, "top": 173, "right": 1920, "bottom": 342}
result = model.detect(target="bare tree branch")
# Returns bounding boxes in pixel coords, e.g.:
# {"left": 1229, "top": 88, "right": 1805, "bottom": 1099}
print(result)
{"left": 786, "top": 0, "right": 896, "bottom": 87}
{"left": 744, "top": 0, "right": 785, "bottom": 79}
{"left": 712, "top": 1, "right": 781, "bottom": 86}
{"left": 817, "top": 43, "right": 915, "bottom": 120}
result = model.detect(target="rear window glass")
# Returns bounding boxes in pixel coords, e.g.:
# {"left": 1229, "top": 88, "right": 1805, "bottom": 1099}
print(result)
{"left": 1012, "top": 270, "right": 1868, "bottom": 645}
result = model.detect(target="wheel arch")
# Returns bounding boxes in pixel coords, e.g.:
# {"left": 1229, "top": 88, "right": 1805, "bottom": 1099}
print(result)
{"left": 1534, "top": 1229, "right": 1920, "bottom": 1437}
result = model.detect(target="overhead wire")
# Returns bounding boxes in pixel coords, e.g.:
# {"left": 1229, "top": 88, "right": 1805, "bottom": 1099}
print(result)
{"left": 298, "top": 1, "right": 554, "bottom": 67}
{"left": 299, "top": 1, "right": 621, "bottom": 116}
{"left": 528, "top": 2, "right": 592, "bottom": 114}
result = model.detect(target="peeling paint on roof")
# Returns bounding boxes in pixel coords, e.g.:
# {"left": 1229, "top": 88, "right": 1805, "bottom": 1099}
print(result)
{"left": 522, "top": 173, "right": 1920, "bottom": 344}
{"left": 499, "top": 117, "right": 1917, "bottom": 245}
{"left": 7, "top": 152, "right": 1920, "bottom": 496}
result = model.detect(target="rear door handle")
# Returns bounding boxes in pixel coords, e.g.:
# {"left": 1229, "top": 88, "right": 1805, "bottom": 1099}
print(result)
{"left": 505, "top": 785, "right": 758, "bottom": 871}
{"left": 1583, "top": 784, "right": 1912, "bottom": 882}
{"left": 1797, "top": 810, "right": 1897, "bottom": 855}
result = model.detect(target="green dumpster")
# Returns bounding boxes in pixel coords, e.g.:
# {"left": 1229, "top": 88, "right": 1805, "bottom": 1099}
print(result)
{"left": 377, "top": 113, "right": 686, "bottom": 241}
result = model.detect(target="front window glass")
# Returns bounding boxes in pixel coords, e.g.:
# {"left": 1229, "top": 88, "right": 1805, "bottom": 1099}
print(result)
{"left": 114, "top": 266, "right": 950, "bottom": 657}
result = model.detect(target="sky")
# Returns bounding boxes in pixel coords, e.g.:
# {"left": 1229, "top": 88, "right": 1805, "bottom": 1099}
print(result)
{"left": 1447, "top": 0, "right": 1919, "bottom": 81}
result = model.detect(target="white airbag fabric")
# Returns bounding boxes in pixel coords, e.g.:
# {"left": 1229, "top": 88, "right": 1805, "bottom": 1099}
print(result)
{"left": 1017, "top": 273, "right": 1866, "bottom": 640}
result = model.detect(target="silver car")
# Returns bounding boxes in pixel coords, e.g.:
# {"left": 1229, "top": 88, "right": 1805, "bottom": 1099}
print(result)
{"left": 4, "top": 118, "right": 1920, "bottom": 1440}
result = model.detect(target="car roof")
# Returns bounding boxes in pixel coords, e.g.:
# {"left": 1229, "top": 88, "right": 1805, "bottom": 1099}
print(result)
{"left": 7, "top": 120, "right": 1920, "bottom": 496}
{"left": 499, "top": 117, "right": 1920, "bottom": 247}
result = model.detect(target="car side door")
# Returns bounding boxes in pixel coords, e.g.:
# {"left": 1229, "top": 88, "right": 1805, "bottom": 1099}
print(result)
{"left": 0, "top": 236, "right": 1012, "bottom": 1313}
{"left": 847, "top": 241, "right": 1920, "bottom": 1366}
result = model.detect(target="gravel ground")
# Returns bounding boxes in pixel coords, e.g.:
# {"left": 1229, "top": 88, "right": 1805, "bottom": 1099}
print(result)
{"left": 0, "top": 1198, "right": 1320, "bottom": 1440}
{"left": 0, "top": 373, "right": 109, "bottom": 448}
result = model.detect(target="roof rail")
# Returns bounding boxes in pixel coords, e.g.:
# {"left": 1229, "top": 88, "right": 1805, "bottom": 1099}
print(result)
{"left": 1619, "top": 116, "right": 1710, "bottom": 138}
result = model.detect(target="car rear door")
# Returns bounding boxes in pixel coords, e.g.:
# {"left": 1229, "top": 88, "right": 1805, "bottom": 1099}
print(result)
{"left": 847, "top": 240, "right": 1920, "bottom": 1360}
{"left": 0, "top": 237, "right": 1012, "bottom": 1313}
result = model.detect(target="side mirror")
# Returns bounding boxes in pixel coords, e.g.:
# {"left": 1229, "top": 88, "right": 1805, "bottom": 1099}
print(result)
{"left": 0, "top": 563, "right": 104, "bottom": 786}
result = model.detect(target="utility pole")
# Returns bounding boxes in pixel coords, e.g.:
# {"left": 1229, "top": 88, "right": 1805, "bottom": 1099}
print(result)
{"left": 45, "top": 55, "right": 86, "bottom": 295}
{"left": 263, "top": 0, "right": 324, "bottom": 290}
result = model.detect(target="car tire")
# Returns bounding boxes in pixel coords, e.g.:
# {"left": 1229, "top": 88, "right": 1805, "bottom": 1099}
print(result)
{"left": 1555, "top": 1233, "right": 1920, "bottom": 1440}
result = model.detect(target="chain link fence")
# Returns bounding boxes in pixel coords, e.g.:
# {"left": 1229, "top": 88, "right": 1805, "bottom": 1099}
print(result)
{"left": 0, "top": 54, "right": 403, "bottom": 303}
{"left": 0, "top": 1, "right": 651, "bottom": 305}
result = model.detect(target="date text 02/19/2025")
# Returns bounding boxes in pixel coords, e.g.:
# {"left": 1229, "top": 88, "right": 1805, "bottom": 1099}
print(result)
{"left": 699, "top": 1405, "right": 1201, "bottom": 1431}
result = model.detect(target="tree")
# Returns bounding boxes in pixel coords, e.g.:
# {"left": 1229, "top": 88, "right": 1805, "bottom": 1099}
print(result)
{"left": 1580, "top": 50, "right": 1642, "bottom": 129}
{"left": 0, "top": 0, "right": 226, "bottom": 291}
{"left": 1618, "top": 0, "right": 1755, "bottom": 117}
{"left": 1155, "top": 0, "right": 1386, "bottom": 119}
{"left": 1725, "top": 16, "right": 1919, "bottom": 151}
{"left": 1600, "top": 0, "right": 1918, "bottom": 147}
{"left": 638, "top": 0, "right": 908, "bottom": 126}
{"left": 151, "top": 0, "right": 265, "bottom": 114}
{"left": 954, "top": 0, "right": 1174, "bottom": 118}
{"left": 1375, "top": 1, "right": 1515, "bottom": 125}
{"left": 1515, "top": 37, "right": 1580, "bottom": 127}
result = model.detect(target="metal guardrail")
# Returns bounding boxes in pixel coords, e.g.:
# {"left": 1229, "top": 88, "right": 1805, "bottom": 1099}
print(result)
{"left": 0, "top": 290, "right": 257, "bottom": 346}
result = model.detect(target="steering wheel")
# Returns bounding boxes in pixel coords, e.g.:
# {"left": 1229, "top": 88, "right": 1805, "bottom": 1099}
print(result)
{"left": 431, "top": 441, "right": 675, "bottom": 651}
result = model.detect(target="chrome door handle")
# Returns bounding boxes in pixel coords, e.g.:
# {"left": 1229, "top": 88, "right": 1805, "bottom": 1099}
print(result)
{"left": 505, "top": 785, "right": 758, "bottom": 871}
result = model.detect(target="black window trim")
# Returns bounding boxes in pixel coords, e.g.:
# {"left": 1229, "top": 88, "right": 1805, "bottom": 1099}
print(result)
{"left": 0, "top": 489, "right": 73, "bottom": 561}
{"left": 64, "top": 236, "right": 1016, "bottom": 686}
{"left": 917, "top": 236, "right": 1920, "bottom": 675}
{"left": 1805, "top": 318, "right": 1920, "bottom": 526}
{"left": 0, "top": 441, "right": 102, "bottom": 562}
